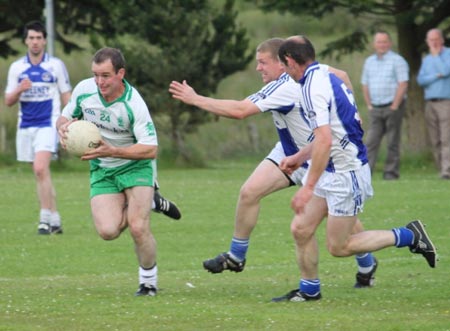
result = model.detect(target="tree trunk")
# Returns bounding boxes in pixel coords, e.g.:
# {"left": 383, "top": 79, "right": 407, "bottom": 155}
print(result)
{"left": 171, "top": 127, "right": 191, "bottom": 164}
{"left": 404, "top": 81, "right": 428, "bottom": 153}
{"left": 395, "top": 5, "right": 428, "bottom": 153}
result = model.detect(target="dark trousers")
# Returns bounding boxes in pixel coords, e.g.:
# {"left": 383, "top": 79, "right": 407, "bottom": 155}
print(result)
{"left": 365, "top": 101, "right": 405, "bottom": 178}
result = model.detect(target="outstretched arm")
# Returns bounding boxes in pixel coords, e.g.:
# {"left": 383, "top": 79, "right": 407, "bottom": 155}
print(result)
{"left": 169, "top": 80, "right": 260, "bottom": 119}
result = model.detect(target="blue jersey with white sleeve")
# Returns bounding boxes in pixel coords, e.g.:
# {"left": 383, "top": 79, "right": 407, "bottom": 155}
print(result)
{"left": 5, "top": 53, "right": 72, "bottom": 129}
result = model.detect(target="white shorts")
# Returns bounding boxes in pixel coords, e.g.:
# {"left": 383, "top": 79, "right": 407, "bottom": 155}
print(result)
{"left": 266, "top": 141, "right": 308, "bottom": 186}
{"left": 16, "top": 126, "right": 58, "bottom": 162}
{"left": 303, "top": 163, "right": 374, "bottom": 216}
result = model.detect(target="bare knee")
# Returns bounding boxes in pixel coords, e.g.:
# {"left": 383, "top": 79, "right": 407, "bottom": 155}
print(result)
{"left": 96, "top": 226, "right": 122, "bottom": 240}
{"left": 128, "top": 219, "right": 149, "bottom": 242}
{"left": 239, "top": 183, "right": 260, "bottom": 205}
{"left": 327, "top": 241, "right": 350, "bottom": 257}
{"left": 290, "top": 221, "right": 315, "bottom": 242}
{"left": 33, "top": 163, "right": 49, "bottom": 180}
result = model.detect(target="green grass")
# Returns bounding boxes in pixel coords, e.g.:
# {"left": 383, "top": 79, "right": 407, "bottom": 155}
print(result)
{"left": 0, "top": 160, "right": 449, "bottom": 331}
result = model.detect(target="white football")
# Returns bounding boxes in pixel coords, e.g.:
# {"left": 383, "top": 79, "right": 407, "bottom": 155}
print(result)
{"left": 64, "top": 120, "right": 101, "bottom": 156}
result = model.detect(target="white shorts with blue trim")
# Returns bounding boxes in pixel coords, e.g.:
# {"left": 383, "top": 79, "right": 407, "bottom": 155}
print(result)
{"left": 16, "top": 125, "right": 58, "bottom": 162}
{"left": 303, "top": 163, "right": 373, "bottom": 216}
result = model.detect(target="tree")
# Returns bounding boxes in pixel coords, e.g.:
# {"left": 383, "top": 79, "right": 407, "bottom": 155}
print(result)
{"left": 0, "top": 0, "right": 252, "bottom": 164}
{"left": 252, "top": 0, "right": 450, "bottom": 152}
{"left": 0, "top": 0, "right": 119, "bottom": 57}
{"left": 110, "top": 0, "right": 252, "bottom": 164}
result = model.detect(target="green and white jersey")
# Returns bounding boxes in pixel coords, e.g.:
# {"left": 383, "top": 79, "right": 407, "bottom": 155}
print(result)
{"left": 62, "top": 78, "right": 157, "bottom": 168}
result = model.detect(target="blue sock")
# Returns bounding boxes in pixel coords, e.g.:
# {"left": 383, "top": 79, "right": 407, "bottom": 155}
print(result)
{"left": 355, "top": 253, "right": 374, "bottom": 273}
{"left": 229, "top": 237, "right": 249, "bottom": 262}
{"left": 392, "top": 227, "right": 414, "bottom": 247}
{"left": 300, "top": 279, "right": 320, "bottom": 296}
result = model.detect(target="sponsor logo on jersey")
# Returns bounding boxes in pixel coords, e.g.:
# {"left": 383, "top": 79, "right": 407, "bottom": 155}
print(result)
{"left": 42, "top": 72, "right": 52, "bottom": 82}
{"left": 23, "top": 85, "right": 50, "bottom": 98}
{"left": 146, "top": 122, "right": 156, "bottom": 136}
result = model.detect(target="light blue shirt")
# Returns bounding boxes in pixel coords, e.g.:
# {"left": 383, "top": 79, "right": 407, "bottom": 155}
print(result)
{"left": 416, "top": 47, "right": 450, "bottom": 100}
{"left": 361, "top": 50, "right": 409, "bottom": 105}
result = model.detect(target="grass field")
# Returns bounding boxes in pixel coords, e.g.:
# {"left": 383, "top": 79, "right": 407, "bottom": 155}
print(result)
{"left": 0, "top": 159, "right": 449, "bottom": 331}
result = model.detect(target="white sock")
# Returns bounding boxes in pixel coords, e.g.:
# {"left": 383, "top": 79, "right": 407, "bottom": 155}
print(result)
{"left": 39, "top": 209, "right": 52, "bottom": 223}
{"left": 358, "top": 265, "right": 374, "bottom": 274}
{"left": 139, "top": 264, "right": 158, "bottom": 287}
{"left": 50, "top": 211, "right": 61, "bottom": 227}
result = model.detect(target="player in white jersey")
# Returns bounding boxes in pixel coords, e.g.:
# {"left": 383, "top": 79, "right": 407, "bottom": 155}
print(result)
{"left": 61, "top": 78, "right": 158, "bottom": 167}
{"left": 272, "top": 36, "right": 436, "bottom": 302}
{"left": 169, "top": 38, "right": 376, "bottom": 288}
{"left": 57, "top": 47, "right": 161, "bottom": 296}
{"left": 4, "top": 21, "right": 72, "bottom": 235}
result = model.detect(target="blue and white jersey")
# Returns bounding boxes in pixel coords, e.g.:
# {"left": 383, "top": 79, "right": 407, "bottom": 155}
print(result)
{"left": 247, "top": 72, "right": 313, "bottom": 157}
{"left": 299, "top": 62, "right": 367, "bottom": 172}
{"left": 5, "top": 53, "right": 72, "bottom": 129}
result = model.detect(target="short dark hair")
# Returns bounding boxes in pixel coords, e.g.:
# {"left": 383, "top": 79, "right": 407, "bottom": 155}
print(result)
{"left": 92, "top": 47, "right": 126, "bottom": 73}
{"left": 374, "top": 30, "right": 391, "bottom": 41}
{"left": 278, "top": 36, "right": 315, "bottom": 66}
{"left": 256, "top": 38, "right": 285, "bottom": 60}
{"left": 23, "top": 21, "right": 47, "bottom": 40}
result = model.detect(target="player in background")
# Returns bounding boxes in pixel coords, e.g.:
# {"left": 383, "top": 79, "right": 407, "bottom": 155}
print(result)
{"left": 273, "top": 36, "right": 436, "bottom": 302}
{"left": 4, "top": 21, "right": 71, "bottom": 235}
{"left": 169, "top": 37, "right": 377, "bottom": 288}
{"left": 57, "top": 47, "right": 161, "bottom": 296}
